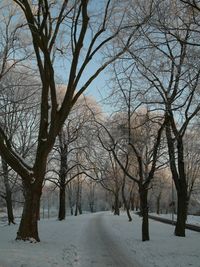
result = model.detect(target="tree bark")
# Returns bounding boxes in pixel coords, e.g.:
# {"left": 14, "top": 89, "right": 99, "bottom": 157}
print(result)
{"left": 175, "top": 139, "right": 188, "bottom": 236}
{"left": 165, "top": 116, "right": 188, "bottom": 237}
{"left": 89, "top": 202, "right": 94, "bottom": 213}
{"left": 1, "top": 158, "right": 15, "bottom": 225}
{"left": 5, "top": 191, "right": 15, "bottom": 225}
{"left": 75, "top": 203, "right": 78, "bottom": 216}
{"left": 175, "top": 189, "right": 187, "bottom": 236}
{"left": 156, "top": 192, "right": 161, "bottom": 215}
{"left": 78, "top": 204, "right": 82, "bottom": 215}
{"left": 58, "top": 184, "right": 66, "bottom": 220}
{"left": 113, "top": 193, "right": 120, "bottom": 215}
{"left": 78, "top": 182, "right": 82, "bottom": 215}
{"left": 16, "top": 183, "right": 41, "bottom": 242}
{"left": 67, "top": 183, "right": 74, "bottom": 215}
{"left": 70, "top": 207, "right": 73, "bottom": 215}
{"left": 75, "top": 180, "right": 80, "bottom": 216}
{"left": 68, "top": 193, "right": 74, "bottom": 215}
{"left": 140, "top": 187, "right": 149, "bottom": 241}
{"left": 121, "top": 177, "right": 132, "bottom": 221}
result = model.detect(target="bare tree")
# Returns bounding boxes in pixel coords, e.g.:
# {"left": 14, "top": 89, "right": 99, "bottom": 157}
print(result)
{"left": 93, "top": 109, "right": 165, "bottom": 241}
{"left": 85, "top": 179, "right": 97, "bottom": 213}
{"left": 46, "top": 95, "right": 100, "bottom": 220}
{"left": 0, "top": 0, "right": 142, "bottom": 241}
{"left": 150, "top": 170, "right": 171, "bottom": 215}
{"left": 0, "top": 68, "right": 39, "bottom": 224}
{"left": 126, "top": 0, "right": 200, "bottom": 236}
{"left": 0, "top": 1, "right": 30, "bottom": 81}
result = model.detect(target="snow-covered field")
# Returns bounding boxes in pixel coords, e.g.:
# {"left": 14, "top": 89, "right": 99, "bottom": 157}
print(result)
{"left": 0, "top": 212, "right": 199, "bottom": 267}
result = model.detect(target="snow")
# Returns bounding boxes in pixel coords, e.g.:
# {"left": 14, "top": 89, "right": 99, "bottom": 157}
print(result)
{"left": 57, "top": 104, "right": 61, "bottom": 111}
{"left": 31, "top": 177, "right": 36, "bottom": 184}
{"left": 0, "top": 212, "right": 199, "bottom": 267}
{"left": 149, "top": 213, "right": 200, "bottom": 226}
{"left": 9, "top": 150, "right": 33, "bottom": 175}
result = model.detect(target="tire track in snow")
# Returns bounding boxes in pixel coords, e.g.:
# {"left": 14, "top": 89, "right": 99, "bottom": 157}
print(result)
{"left": 78, "top": 213, "right": 141, "bottom": 267}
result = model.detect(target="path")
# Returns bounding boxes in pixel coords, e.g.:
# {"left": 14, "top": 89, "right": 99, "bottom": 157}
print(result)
{"left": 78, "top": 213, "right": 141, "bottom": 267}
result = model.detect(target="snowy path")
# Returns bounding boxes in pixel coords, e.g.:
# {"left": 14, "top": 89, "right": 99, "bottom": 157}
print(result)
{"left": 78, "top": 213, "right": 141, "bottom": 267}
{"left": 0, "top": 212, "right": 199, "bottom": 267}
{"left": 0, "top": 212, "right": 140, "bottom": 267}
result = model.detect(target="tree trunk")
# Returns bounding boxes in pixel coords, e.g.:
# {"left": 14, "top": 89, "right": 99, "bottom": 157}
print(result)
{"left": 78, "top": 182, "right": 82, "bottom": 215}
{"left": 174, "top": 138, "right": 188, "bottom": 237}
{"left": 16, "top": 183, "right": 41, "bottom": 242}
{"left": 165, "top": 118, "right": 188, "bottom": 237}
{"left": 175, "top": 189, "right": 187, "bottom": 236}
{"left": 113, "top": 193, "right": 120, "bottom": 215}
{"left": 74, "top": 181, "right": 80, "bottom": 216}
{"left": 78, "top": 204, "right": 82, "bottom": 215}
{"left": 121, "top": 177, "right": 132, "bottom": 221}
{"left": 69, "top": 192, "right": 74, "bottom": 215}
{"left": 58, "top": 180, "right": 66, "bottom": 220}
{"left": 135, "top": 195, "right": 140, "bottom": 211}
{"left": 156, "top": 192, "right": 161, "bottom": 215}
{"left": 1, "top": 157, "right": 15, "bottom": 225}
{"left": 88, "top": 183, "right": 95, "bottom": 213}
{"left": 89, "top": 202, "right": 94, "bottom": 213}
{"left": 5, "top": 191, "right": 15, "bottom": 225}
{"left": 140, "top": 188, "right": 149, "bottom": 241}
{"left": 74, "top": 205, "right": 78, "bottom": 216}
{"left": 70, "top": 207, "right": 73, "bottom": 215}
{"left": 67, "top": 183, "right": 74, "bottom": 215}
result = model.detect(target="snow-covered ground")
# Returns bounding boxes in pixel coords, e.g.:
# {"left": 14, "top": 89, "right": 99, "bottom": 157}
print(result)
{"left": 149, "top": 212, "right": 200, "bottom": 226}
{"left": 0, "top": 212, "right": 199, "bottom": 267}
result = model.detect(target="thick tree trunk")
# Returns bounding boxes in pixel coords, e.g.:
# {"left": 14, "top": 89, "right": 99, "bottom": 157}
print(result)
{"left": 58, "top": 181, "right": 66, "bottom": 220}
{"left": 140, "top": 188, "right": 149, "bottom": 241}
{"left": 165, "top": 118, "right": 188, "bottom": 237}
{"left": 174, "top": 138, "right": 188, "bottom": 237}
{"left": 16, "top": 183, "right": 41, "bottom": 242}
{"left": 175, "top": 190, "right": 187, "bottom": 236}
{"left": 58, "top": 134, "right": 67, "bottom": 220}
{"left": 113, "top": 193, "right": 120, "bottom": 215}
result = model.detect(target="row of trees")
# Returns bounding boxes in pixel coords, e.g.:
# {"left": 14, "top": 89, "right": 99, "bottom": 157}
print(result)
{"left": 2, "top": 81, "right": 200, "bottom": 241}
{"left": 0, "top": 0, "right": 200, "bottom": 243}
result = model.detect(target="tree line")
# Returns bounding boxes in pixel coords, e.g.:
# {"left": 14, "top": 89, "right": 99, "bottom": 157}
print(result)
{"left": 0, "top": 0, "right": 200, "bottom": 243}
